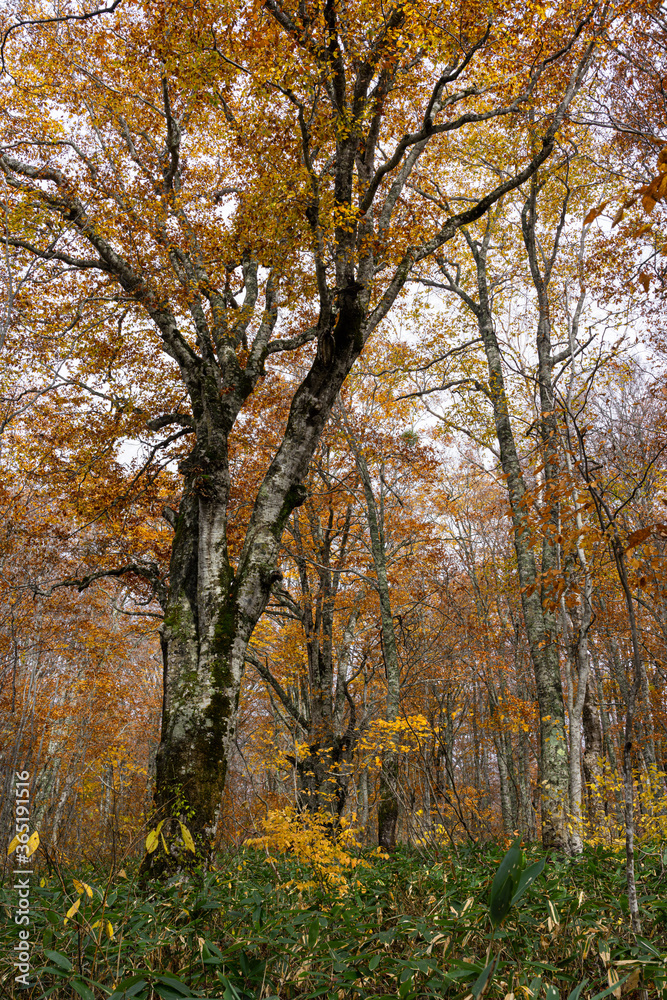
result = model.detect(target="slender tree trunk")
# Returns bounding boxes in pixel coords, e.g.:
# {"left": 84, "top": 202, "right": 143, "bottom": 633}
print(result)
{"left": 519, "top": 732, "right": 536, "bottom": 841}
{"left": 423, "top": 770, "right": 432, "bottom": 832}
{"left": 456, "top": 225, "right": 570, "bottom": 851}
{"left": 51, "top": 772, "right": 80, "bottom": 847}
{"left": 559, "top": 570, "right": 593, "bottom": 854}
{"left": 560, "top": 617, "right": 582, "bottom": 849}
{"left": 472, "top": 687, "right": 482, "bottom": 837}
{"left": 360, "top": 669, "right": 370, "bottom": 839}
{"left": 558, "top": 369, "right": 595, "bottom": 851}
{"left": 275, "top": 508, "right": 358, "bottom": 822}
{"left": 592, "top": 656, "right": 622, "bottom": 832}
{"left": 610, "top": 540, "right": 644, "bottom": 934}
{"left": 342, "top": 417, "right": 401, "bottom": 850}
{"left": 496, "top": 738, "right": 515, "bottom": 836}
{"left": 594, "top": 658, "right": 619, "bottom": 776}
{"left": 582, "top": 674, "right": 604, "bottom": 831}
{"left": 360, "top": 768, "right": 369, "bottom": 837}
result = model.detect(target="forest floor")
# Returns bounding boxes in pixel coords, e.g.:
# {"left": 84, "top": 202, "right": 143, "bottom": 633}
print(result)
{"left": 1, "top": 841, "right": 666, "bottom": 999}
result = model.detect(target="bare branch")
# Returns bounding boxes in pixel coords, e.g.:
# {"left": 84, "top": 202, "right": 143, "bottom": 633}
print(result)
{"left": 245, "top": 648, "right": 310, "bottom": 731}
{"left": 31, "top": 562, "right": 168, "bottom": 610}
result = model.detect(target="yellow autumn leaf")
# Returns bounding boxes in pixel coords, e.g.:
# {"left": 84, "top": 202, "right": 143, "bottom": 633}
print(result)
{"left": 179, "top": 822, "right": 195, "bottom": 853}
{"left": 145, "top": 829, "right": 159, "bottom": 853}
{"left": 65, "top": 897, "right": 81, "bottom": 922}
{"left": 106, "top": 920, "right": 114, "bottom": 940}
{"left": 145, "top": 818, "right": 166, "bottom": 854}
{"left": 73, "top": 879, "right": 93, "bottom": 898}
{"left": 7, "top": 835, "right": 20, "bottom": 855}
{"left": 26, "top": 831, "right": 39, "bottom": 857}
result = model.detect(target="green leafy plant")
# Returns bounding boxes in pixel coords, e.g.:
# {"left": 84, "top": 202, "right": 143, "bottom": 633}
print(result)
{"left": 488, "top": 836, "right": 546, "bottom": 927}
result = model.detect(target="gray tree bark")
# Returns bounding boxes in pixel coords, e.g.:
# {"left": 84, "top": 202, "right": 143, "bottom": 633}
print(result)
{"left": 582, "top": 674, "right": 604, "bottom": 827}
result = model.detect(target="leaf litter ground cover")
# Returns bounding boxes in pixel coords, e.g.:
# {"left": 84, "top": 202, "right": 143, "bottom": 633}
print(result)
{"left": 1, "top": 842, "right": 666, "bottom": 999}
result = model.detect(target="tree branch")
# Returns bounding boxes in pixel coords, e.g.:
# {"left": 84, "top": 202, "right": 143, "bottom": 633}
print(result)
{"left": 245, "top": 648, "right": 310, "bottom": 731}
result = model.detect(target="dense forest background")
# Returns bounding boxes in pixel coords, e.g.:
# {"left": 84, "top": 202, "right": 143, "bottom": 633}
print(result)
{"left": 4, "top": 325, "right": 667, "bottom": 861}
{"left": 1, "top": 0, "right": 667, "bottom": 995}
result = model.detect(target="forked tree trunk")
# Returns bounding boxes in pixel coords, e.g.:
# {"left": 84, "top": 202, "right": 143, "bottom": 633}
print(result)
{"left": 149, "top": 288, "right": 370, "bottom": 859}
